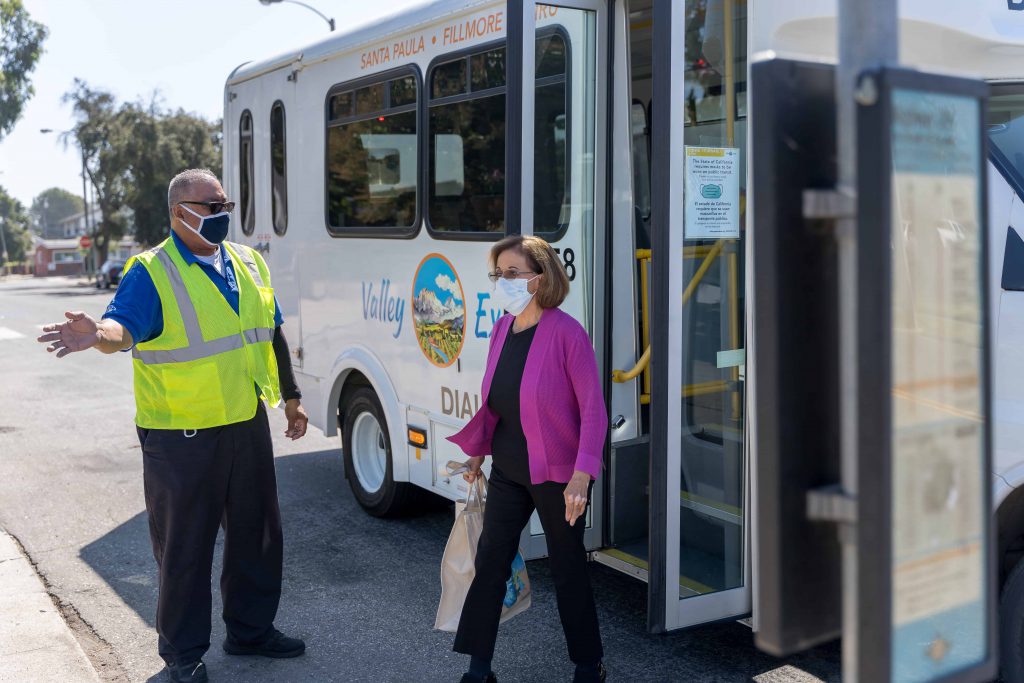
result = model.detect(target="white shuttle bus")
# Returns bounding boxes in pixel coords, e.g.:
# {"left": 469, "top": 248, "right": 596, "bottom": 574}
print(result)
{"left": 222, "top": 0, "right": 1024, "bottom": 672}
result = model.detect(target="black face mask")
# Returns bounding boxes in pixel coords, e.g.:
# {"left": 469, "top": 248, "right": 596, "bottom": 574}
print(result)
{"left": 181, "top": 205, "right": 230, "bottom": 245}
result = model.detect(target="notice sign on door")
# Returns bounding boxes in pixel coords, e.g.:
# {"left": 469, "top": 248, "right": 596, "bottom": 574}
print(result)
{"left": 685, "top": 146, "right": 740, "bottom": 239}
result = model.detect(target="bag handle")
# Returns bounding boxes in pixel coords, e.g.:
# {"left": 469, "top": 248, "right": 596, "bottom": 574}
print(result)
{"left": 465, "top": 472, "right": 488, "bottom": 511}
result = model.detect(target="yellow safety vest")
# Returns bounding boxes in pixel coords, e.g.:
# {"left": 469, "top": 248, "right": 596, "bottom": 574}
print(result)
{"left": 124, "top": 237, "right": 281, "bottom": 430}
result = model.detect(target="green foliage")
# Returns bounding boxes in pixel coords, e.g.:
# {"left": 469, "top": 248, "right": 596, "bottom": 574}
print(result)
{"left": 0, "top": 0, "right": 47, "bottom": 140}
{"left": 62, "top": 79, "right": 130, "bottom": 265}
{"left": 29, "top": 187, "right": 83, "bottom": 235}
{"left": 123, "top": 103, "right": 222, "bottom": 247}
{"left": 0, "top": 185, "right": 33, "bottom": 263}
{"left": 61, "top": 81, "right": 223, "bottom": 254}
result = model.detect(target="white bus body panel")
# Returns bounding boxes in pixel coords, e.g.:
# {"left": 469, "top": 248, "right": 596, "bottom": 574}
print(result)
{"left": 224, "top": 0, "right": 592, "bottom": 498}
{"left": 992, "top": 163, "right": 1024, "bottom": 504}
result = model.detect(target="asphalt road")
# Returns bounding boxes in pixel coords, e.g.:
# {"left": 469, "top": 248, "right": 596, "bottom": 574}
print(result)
{"left": 0, "top": 275, "right": 841, "bottom": 683}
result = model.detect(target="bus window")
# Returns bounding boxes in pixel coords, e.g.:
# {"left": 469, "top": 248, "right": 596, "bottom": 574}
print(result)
{"left": 989, "top": 90, "right": 1024, "bottom": 198}
{"left": 240, "top": 110, "right": 255, "bottom": 236}
{"left": 325, "top": 71, "right": 419, "bottom": 235}
{"left": 427, "top": 34, "right": 571, "bottom": 237}
{"left": 270, "top": 101, "right": 287, "bottom": 236}
{"left": 631, "top": 101, "right": 652, "bottom": 248}
{"left": 428, "top": 46, "right": 507, "bottom": 235}
{"left": 533, "top": 31, "right": 570, "bottom": 236}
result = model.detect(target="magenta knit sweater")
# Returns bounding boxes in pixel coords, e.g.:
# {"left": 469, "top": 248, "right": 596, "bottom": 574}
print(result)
{"left": 447, "top": 308, "right": 608, "bottom": 484}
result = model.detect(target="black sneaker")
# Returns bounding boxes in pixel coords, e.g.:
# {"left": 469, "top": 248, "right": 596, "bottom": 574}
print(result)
{"left": 572, "top": 662, "right": 607, "bottom": 683}
{"left": 223, "top": 628, "right": 306, "bottom": 658}
{"left": 166, "top": 659, "right": 208, "bottom": 683}
{"left": 459, "top": 674, "right": 497, "bottom": 683}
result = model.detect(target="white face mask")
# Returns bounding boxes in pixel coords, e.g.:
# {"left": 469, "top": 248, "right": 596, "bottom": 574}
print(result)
{"left": 491, "top": 275, "right": 539, "bottom": 315}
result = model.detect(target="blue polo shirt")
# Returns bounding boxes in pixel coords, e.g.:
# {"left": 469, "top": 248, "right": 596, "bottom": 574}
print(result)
{"left": 102, "top": 232, "right": 283, "bottom": 347}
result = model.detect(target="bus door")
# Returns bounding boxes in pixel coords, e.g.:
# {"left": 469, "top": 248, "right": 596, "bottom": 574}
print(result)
{"left": 260, "top": 65, "right": 303, "bottom": 368}
{"left": 512, "top": 0, "right": 608, "bottom": 558}
{"left": 644, "top": 0, "right": 750, "bottom": 631}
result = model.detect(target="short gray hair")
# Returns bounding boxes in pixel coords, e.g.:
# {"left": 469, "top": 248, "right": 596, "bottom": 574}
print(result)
{"left": 167, "top": 168, "right": 221, "bottom": 219}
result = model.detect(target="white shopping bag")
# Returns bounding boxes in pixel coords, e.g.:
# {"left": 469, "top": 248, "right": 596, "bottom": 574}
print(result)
{"left": 434, "top": 472, "right": 532, "bottom": 631}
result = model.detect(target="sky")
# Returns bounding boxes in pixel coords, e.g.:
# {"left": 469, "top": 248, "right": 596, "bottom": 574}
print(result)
{"left": 0, "top": 0, "right": 428, "bottom": 210}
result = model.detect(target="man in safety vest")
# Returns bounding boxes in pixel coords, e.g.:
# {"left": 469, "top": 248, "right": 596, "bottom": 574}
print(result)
{"left": 37, "top": 169, "right": 308, "bottom": 683}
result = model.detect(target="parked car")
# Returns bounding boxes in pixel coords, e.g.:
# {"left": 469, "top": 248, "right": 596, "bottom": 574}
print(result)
{"left": 96, "top": 259, "right": 125, "bottom": 289}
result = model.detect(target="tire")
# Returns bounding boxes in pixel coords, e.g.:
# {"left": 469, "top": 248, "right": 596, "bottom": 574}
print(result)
{"left": 341, "top": 388, "right": 415, "bottom": 517}
{"left": 1001, "top": 557, "right": 1024, "bottom": 681}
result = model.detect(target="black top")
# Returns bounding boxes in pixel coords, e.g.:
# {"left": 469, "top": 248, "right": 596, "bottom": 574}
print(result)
{"left": 272, "top": 326, "right": 302, "bottom": 401}
{"left": 488, "top": 323, "right": 538, "bottom": 485}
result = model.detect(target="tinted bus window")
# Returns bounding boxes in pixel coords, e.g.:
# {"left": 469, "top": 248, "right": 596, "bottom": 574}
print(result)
{"left": 427, "top": 34, "right": 570, "bottom": 237}
{"left": 270, "top": 101, "right": 288, "bottom": 235}
{"left": 240, "top": 110, "right": 255, "bottom": 236}
{"left": 533, "top": 32, "right": 569, "bottom": 235}
{"left": 326, "top": 71, "right": 419, "bottom": 235}
{"left": 428, "top": 46, "right": 506, "bottom": 235}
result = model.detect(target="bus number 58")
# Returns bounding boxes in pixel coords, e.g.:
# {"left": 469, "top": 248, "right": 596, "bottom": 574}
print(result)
{"left": 553, "top": 247, "right": 576, "bottom": 281}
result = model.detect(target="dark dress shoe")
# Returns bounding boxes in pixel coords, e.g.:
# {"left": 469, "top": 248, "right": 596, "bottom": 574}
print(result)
{"left": 572, "top": 661, "right": 607, "bottom": 683}
{"left": 166, "top": 659, "right": 207, "bottom": 683}
{"left": 459, "top": 674, "right": 497, "bottom": 683}
{"left": 223, "top": 628, "right": 305, "bottom": 658}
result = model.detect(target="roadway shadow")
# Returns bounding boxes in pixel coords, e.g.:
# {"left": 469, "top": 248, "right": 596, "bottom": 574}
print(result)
{"left": 82, "top": 446, "right": 840, "bottom": 682}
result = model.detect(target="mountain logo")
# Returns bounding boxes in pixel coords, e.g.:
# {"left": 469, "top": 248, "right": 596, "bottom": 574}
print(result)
{"left": 411, "top": 254, "right": 466, "bottom": 367}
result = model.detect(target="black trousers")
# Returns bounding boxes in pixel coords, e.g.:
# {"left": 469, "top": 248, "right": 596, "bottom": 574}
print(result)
{"left": 454, "top": 466, "right": 603, "bottom": 665}
{"left": 137, "top": 401, "right": 283, "bottom": 666}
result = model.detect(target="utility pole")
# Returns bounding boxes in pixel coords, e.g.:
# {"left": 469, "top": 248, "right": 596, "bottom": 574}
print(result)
{"left": 0, "top": 214, "right": 8, "bottom": 277}
{"left": 835, "top": 0, "right": 898, "bottom": 680}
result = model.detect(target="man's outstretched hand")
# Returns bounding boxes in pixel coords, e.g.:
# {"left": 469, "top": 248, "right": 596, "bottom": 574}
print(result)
{"left": 37, "top": 311, "right": 100, "bottom": 358}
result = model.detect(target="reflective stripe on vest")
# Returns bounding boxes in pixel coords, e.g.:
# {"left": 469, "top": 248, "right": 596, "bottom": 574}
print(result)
{"left": 131, "top": 248, "right": 274, "bottom": 366}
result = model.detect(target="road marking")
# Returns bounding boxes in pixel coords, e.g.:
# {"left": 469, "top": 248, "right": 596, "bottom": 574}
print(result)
{"left": 0, "top": 326, "right": 25, "bottom": 340}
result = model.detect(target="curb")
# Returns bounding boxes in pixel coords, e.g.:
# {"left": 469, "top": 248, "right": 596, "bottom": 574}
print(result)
{"left": 0, "top": 529, "right": 101, "bottom": 682}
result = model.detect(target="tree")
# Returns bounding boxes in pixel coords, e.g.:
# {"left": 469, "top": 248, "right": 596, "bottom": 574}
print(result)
{"left": 60, "top": 81, "right": 224, "bottom": 255}
{"left": 0, "top": 185, "right": 34, "bottom": 264}
{"left": 62, "top": 79, "right": 131, "bottom": 265}
{"left": 0, "top": 0, "right": 47, "bottom": 140}
{"left": 29, "top": 187, "right": 83, "bottom": 237}
{"left": 123, "top": 102, "right": 222, "bottom": 247}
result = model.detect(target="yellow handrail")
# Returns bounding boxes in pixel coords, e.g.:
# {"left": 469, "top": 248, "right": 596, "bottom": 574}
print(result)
{"left": 612, "top": 345, "right": 649, "bottom": 383}
{"left": 612, "top": 240, "right": 725, "bottom": 385}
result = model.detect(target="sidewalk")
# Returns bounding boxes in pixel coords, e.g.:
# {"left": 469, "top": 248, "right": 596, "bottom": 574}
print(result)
{"left": 0, "top": 529, "right": 99, "bottom": 682}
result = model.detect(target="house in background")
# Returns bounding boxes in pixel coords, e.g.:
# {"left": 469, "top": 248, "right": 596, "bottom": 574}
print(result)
{"left": 33, "top": 237, "right": 86, "bottom": 277}
{"left": 44, "top": 206, "right": 103, "bottom": 240}
{"left": 33, "top": 237, "right": 143, "bottom": 278}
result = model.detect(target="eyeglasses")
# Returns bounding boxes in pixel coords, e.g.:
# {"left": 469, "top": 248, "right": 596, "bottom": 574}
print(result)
{"left": 487, "top": 268, "right": 538, "bottom": 283}
{"left": 178, "top": 200, "right": 236, "bottom": 214}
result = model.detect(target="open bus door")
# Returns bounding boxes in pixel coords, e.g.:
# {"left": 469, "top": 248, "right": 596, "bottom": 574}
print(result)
{"left": 511, "top": 0, "right": 753, "bottom": 632}
{"left": 509, "top": 0, "right": 607, "bottom": 558}
{"left": 645, "top": 0, "right": 751, "bottom": 631}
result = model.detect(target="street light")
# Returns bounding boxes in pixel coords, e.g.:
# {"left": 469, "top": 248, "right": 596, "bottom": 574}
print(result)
{"left": 258, "top": 0, "right": 335, "bottom": 31}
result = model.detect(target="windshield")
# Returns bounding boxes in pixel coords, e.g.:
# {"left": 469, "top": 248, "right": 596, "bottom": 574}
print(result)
{"left": 988, "top": 90, "right": 1024, "bottom": 194}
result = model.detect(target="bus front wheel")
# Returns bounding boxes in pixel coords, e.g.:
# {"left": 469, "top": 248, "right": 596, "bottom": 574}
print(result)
{"left": 341, "top": 387, "right": 414, "bottom": 517}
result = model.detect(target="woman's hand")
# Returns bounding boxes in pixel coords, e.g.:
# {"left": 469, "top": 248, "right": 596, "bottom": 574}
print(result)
{"left": 463, "top": 456, "right": 485, "bottom": 483}
{"left": 564, "top": 470, "right": 591, "bottom": 526}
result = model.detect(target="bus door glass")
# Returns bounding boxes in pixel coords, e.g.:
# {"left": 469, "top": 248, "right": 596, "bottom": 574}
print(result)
{"left": 650, "top": 0, "right": 750, "bottom": 630}
{"left": 515, "top": 0, "right": 606, "bottom": 558}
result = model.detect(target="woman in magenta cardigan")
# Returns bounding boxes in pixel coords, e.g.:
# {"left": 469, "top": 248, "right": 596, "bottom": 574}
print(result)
{"left": 448, "top": 235, "right": 607, "bottom": 683}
